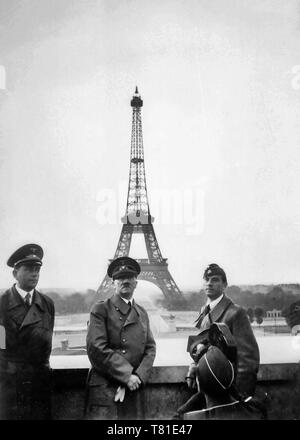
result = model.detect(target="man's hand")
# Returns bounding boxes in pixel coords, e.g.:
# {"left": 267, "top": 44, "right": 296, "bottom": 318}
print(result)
{"left": 185, "top": 363, "right": 198, "bottom": 389}
{"left": 126, "top": 374, "right": 141, "bottom": 391}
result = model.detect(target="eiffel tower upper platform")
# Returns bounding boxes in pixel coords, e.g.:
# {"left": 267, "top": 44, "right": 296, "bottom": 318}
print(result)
{"left": 97, "top": 88, "right": 185, "bottom": 308}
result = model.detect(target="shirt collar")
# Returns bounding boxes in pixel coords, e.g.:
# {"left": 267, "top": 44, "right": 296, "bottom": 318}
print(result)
{"left": 15, "top": 283, "right": 34, "bottom": 300}
{"left": 206, "top": 293, "right": 224, "bottom": 311}
{"left": 120, "top": 296, "right": 133, "bottom": 305}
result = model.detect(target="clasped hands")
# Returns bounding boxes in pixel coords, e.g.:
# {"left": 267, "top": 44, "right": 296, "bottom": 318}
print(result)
{"left": 114, "top": 374, "right": 141, "bottom": 402}
{"left": 126, "top": 374, "right": 141, "bottom": 391}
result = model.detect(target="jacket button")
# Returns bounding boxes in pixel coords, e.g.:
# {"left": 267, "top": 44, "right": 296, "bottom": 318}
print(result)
{"left": 122, "top": 338, "right": 126, "bottom": 342}
{"left": 122, "top": 350, "right": 126, "bottom": 354}
{"left": 119, "top": 317, "right": 122, "bottom": 320}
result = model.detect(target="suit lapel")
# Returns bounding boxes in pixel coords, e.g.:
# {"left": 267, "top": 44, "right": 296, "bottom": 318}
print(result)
{"left": 111, "top": 294, "right": 130, "bottom": 315}
{"left": 19, "top": 304, "right": 42, "bottom": 329}
{"left": 6, "top": 286, "right": 28, "bottom": 328}
{"left": 195, "top": 305, "right": 205, "bottom": 329}
{"left": 209, "top": 295, "right": 233, "bottom": 323}
{"left": 200, "top": 312, "right": 211, "bottom": 329}
{"left": 6, "top": 286, "right": 24, "bottom": 310}
{"left": 111, "top": 295, "right": 139, "bottom": 327}
{"left": 195, "top": 296, "right": 233, "bottom": 329}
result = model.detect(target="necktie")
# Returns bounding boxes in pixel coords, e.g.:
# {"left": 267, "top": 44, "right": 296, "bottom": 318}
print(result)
{"left": 195, "top": 304, "right": 211, "bottom": 328}
{"left": 203, "top": 304, "right": 210, "bottom": 316}
{"left": 128, "top": 301, "right": 132, "bottom": 309}
{"left": 24, "top": 292, "right": 31, "bottom": 308}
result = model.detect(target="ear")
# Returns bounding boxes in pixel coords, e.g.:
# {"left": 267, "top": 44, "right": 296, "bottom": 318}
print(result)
{"left": 12, "top": 268, "right": 17, "bottom": 279}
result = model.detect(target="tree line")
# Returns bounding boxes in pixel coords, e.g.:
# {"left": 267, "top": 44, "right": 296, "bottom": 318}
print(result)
{"left": 156, "top": 285, "right": 300, "bottom": 316}
{"left": 45, "top": 284, "right": 300, "bottom": 317}
{"left": 45, "top": 289, "right": 98, "bottom": 314}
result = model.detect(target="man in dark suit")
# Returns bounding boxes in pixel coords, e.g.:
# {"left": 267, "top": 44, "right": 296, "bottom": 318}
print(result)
{"left": 176, "top": 263, "right": 259, "bottom": 417}
{"left": 0, "top": 244, "right": 55, "bottom": 420}
{"left": 85, "top": 256, "right": 156, "bottom": 420}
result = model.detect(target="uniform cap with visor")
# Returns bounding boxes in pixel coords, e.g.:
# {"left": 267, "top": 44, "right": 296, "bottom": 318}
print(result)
{"left": 107, "top": 256, "right": 141, "bottom": 280}
{"left": 7, "top": 244, "right": 43, "bottom": 268}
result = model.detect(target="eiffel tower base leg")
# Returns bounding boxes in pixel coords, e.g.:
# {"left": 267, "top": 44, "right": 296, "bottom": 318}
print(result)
{"left": 97, "top": 274, "right": 115, "bottom": 300}
{"left": 138, "top": 265, "right": 186, "bottom": 310}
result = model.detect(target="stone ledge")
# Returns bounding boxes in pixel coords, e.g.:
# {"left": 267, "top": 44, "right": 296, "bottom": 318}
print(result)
{"left": 51, "top": 362, "right": 300, "bottom": 385}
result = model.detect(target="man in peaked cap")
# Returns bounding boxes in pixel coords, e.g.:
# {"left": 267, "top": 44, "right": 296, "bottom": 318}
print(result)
{"left": 175, "top": 263, "right": 259, "bottom": 418}
{"left": 0, "top": 244, "right": 55, "bottom": 420}
{"left": 86, "top": 256, "right": 156, "bottom": 420}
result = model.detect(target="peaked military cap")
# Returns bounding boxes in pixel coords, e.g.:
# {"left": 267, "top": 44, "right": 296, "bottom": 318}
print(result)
{"left": 203, "top": 263, "right": 227, "bottom": 283}
{"left": 7, "top": 243, "right": 44, "bottom": 268}
{"left": 108, "top": 256, "right": 141, "bottom": 280}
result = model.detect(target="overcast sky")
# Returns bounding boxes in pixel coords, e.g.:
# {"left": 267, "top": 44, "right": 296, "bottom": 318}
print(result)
{"left": 0, "top": 0, "right": 300, "bottom": 293}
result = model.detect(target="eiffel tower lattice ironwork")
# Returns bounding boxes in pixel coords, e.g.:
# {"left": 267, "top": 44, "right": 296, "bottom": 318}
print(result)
{"left": 97, "top": 87, "right": 185, "bottom": 307}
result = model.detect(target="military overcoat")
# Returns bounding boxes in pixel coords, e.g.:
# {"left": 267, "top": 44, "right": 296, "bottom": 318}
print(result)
{"left": 86, "top": 294, "right": 156, "bottom": 419}
{"left": 0, "top": 286, "right": 55, "bottom": 419}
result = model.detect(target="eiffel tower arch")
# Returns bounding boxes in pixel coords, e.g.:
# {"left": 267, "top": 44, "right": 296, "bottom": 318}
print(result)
{"left": 97, "top": 88, "right": 185, "bottom": 308}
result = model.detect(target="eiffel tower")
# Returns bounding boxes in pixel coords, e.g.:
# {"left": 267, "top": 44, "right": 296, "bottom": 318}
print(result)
{"left": 97, "top": 88, "right": 185, "bottom": 307}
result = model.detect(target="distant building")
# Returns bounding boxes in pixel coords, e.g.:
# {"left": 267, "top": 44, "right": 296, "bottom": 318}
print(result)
{"left": 266, "top": 309, "right": 282, "bottom": 319}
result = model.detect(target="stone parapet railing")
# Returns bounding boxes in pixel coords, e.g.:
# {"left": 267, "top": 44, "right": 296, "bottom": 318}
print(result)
{"left": 51, "top": 361, "right": 300, "bottom": 420}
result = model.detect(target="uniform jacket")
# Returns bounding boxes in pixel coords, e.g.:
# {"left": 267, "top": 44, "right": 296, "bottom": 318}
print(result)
{"left": 193, "top": 295, "right": 259, "bottom": 396}
{"left": 0, "top": 286, "right": 55, "bottom": 365}
{"left": 86, "top": 294, "right": 156, "bottom": 390}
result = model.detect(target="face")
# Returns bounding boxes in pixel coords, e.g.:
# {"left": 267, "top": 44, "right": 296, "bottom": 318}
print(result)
{"left": 203, "top": 275, "right": 227, "bottom": 301}
{"left": 13, "top": 264, "right": 41, "bottom": 291}
{"left": 113, "top": 275, "right": 137, "bottom": 300}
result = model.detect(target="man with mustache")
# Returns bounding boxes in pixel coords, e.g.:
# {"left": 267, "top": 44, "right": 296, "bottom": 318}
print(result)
{"left": 86, "top": 256, "right": 156, "bottom": 420}
{"left": 176, "top": 263, "right": 259, "bottom": 418}
{"left": 0, "top": 244, "right": 55, "bottom": 419}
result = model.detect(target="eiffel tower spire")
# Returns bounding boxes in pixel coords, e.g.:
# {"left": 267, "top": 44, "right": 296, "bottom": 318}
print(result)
{"left": 122, "top": 86, "right": 152, "bottom": 226}
{"left": 97, "top": 89, "right": 185, "bottom": 307}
